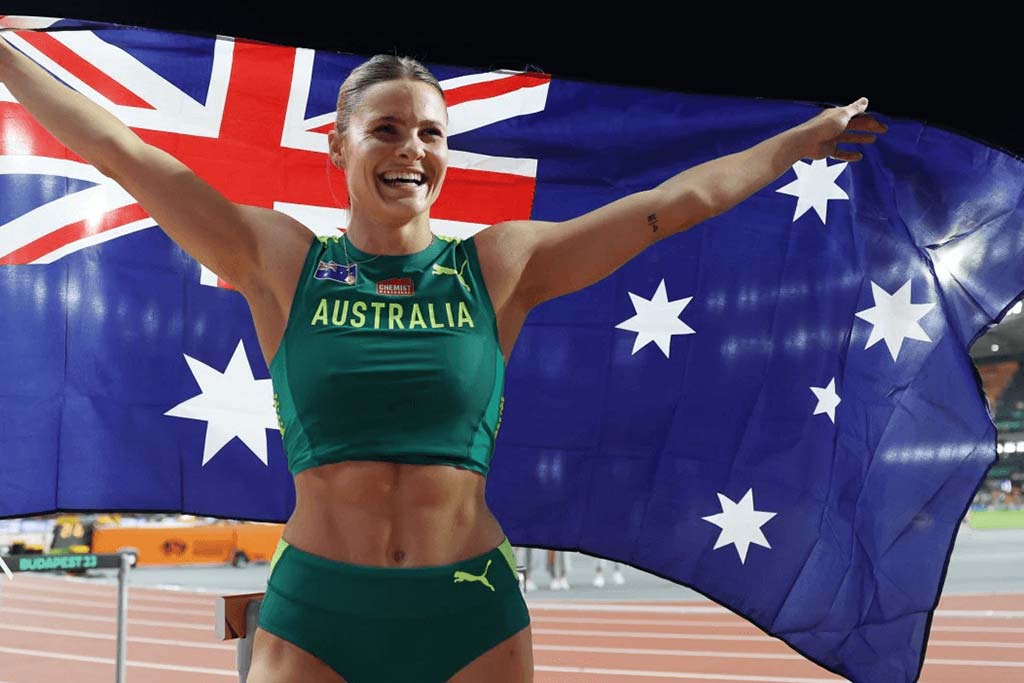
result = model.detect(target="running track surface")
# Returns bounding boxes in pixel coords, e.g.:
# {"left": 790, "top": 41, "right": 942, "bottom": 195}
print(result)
{"left": 1, "top": 574, "right": 1023, "bottom": 682}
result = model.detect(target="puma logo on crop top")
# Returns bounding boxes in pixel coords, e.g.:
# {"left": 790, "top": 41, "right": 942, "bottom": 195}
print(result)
{"left": 269, "top": 233, "right": 505, "bottom": 477}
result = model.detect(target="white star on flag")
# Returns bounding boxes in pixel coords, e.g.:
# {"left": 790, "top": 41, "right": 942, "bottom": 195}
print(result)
{"left": 615, "top": 279, "right": 695, "bottom": 358}
{"left": 776, "top": 159, "right": 849, "bottom": 223}
{"left": 165, "top": 340, "right": 278, "bottom": 466}
{"left": 854, "top": 280, "right": 935, "bottom": 361}
{"left": 810, "top": 377, "right": 841, "bottom": 423}
{"left": 702, "top": 489, "right": 777, "bottom": 564}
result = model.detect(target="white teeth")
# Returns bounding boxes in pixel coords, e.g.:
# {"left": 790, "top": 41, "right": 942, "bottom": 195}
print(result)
{"left": 381, "top": 172, "right": 425, "bottom": 183}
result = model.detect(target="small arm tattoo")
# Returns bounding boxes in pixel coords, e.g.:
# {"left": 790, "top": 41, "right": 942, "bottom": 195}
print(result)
{"left": 647, "top": 213, "right": 659, "bottom": 233}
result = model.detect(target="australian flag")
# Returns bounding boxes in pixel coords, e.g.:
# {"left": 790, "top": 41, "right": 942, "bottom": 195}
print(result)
{"left": 2, "top": 15, "right": 1022, "bottom": 683}
{"left": 314, "top": 260, "right": 357, "bottom": 284}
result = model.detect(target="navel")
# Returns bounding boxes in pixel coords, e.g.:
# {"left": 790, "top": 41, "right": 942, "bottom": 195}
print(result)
{"left": 392, "top": 549, "right": 406, "bottom": 563}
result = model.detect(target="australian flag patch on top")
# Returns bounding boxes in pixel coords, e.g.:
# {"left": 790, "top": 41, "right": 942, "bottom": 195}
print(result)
{"left": 314, "top": 260, "right": 356, "bottom": 284}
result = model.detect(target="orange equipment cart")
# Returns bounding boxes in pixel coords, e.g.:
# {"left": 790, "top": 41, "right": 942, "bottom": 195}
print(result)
{"left": 91, "top": 521, "right": 283, "bottom": 567}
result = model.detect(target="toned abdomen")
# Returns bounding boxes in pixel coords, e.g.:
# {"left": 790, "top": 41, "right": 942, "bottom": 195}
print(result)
{"left": 283, "top": 460, "right": 505, "bottom": 567}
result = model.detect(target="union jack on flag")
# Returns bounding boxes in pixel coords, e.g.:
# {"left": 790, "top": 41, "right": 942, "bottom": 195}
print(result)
{"left": 3, "top": 15, "right": 1024, "bottom": 683}
{"left": 0, "top": 14, "right": 549, "bottom": 285}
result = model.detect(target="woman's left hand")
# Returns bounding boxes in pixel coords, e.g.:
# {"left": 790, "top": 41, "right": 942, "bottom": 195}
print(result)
{"left": 794, "top": 97, "right": 887, "bottom": 162}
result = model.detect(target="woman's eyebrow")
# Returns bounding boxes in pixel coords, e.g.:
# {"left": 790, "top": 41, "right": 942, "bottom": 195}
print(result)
{"left": 370, "top": 115, "right": 445, "bottom": 129}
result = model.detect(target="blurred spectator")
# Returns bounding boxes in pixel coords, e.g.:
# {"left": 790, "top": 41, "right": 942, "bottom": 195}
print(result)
{"left": 593, "top": 558, "right": 625, "bottom": 587}
{"left": 515, "top": 546, "right": 538, "bottom": 592}
{"left": 547, "top": 550, "right": 570, "bottom": 591}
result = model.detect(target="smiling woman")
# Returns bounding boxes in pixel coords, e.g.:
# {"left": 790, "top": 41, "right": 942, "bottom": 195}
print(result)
{"left": 248, "top": 56, "right": 535, "bottom": 683}
{"left": 325, "top": 56, "right": 449, "bottom": 252}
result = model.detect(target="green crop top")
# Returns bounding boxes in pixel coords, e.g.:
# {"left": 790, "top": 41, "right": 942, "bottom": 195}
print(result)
{"left": 269, "top": 232, "right": 505, "bottom": 477}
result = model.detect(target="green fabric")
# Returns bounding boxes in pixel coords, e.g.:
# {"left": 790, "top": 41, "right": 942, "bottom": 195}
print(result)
{"left": 258, "top": 538, "right": 530, "bottom": 683}
{"left": 272, "top": 538, "right": 515, "bottom": 579}
{"left": 270, "top": 234, "right": 505, "bottom": 477}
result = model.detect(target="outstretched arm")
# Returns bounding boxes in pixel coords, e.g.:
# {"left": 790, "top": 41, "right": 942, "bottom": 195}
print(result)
{"left": 0, "top": 33, "right": 309, "bottom": 295}
{"left": 479, "top": 98, "right": 886, "bottom": 311}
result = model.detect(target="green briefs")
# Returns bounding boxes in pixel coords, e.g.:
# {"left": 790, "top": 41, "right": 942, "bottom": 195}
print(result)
{"left": 257, "top": 537, "right": 530, "bottom": 683}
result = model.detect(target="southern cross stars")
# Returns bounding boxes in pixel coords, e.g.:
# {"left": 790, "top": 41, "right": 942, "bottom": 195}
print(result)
{"left": 854, "top": 280, "right": 935, "bottom": 361}
{"left": 810, "top": 377, "right": 841, "bottom": 423}
{"left": 776, "top": 159, "right": 849, "bottom": 224}
{"left": 615, "top": 279, "right": 695, "bottom": 358}
{"left": 165, "top": 340, "right": 278, "bottom": 466}
{"left": 702, "top": 489, "right": 777, "bottom": 564}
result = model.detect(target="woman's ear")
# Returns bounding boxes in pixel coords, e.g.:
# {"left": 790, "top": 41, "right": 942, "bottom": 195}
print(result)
{"left": 327, "top": 129, "right": 346, "bottom": 170}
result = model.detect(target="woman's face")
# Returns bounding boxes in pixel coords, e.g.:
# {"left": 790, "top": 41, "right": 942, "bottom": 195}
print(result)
{"left": 330, "top": 79, "right": 448, "bottom": 226}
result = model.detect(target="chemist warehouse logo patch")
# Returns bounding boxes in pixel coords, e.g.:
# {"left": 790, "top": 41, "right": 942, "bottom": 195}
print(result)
{"left": 376, "top": 278, "right": 415, "bottom": 296}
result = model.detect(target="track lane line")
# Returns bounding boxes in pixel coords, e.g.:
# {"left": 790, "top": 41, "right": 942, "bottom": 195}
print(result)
{"left": 0, "top": 591, "right": 210, "bottom": 615}
{"left": 0, "top": 622, "right": 233, "bottom": 650}
{"left": 0, "top": 646, "right": 236, "bottom": 676}
{"left": 0, "top": 605, "right": 210, "bottom": 629}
